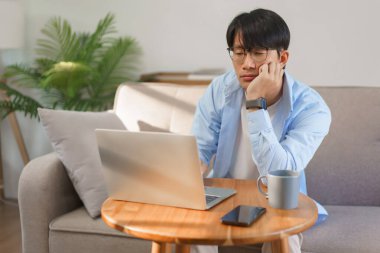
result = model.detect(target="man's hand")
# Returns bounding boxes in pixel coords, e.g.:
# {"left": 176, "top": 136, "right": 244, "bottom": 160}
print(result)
{"left": 246, "top": 62, "right": 284, "bottom": 106}
{"left": 200, "top": 162, "right": 208, "bottom": 176}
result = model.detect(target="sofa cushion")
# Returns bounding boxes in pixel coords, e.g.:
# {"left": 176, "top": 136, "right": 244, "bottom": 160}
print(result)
{"left": 38, "top": 109, "right": 126, "bottom": 218}
{"left": 302, "top": 205, "right": 380, "bottom": 253}
{"left": 306, "top": 87, "right": 380, "bottom": 206}
{"left": 113, "top": 83, "right": 207, "bottom": 134}
{"left": 49, "top": 207, "right": 133, "bottom": 237}
{"left": 49, "top": 207, "right": 151, "bottom": 253}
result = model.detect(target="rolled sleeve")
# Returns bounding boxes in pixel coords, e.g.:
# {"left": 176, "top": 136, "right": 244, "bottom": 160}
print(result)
{"left": 247, "top": 109, "right": 272, "bottom": 133}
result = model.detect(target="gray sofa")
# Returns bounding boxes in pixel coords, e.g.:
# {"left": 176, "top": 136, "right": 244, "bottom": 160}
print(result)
{"left": 18, "top": 83, "right": 380, "bottom": 253}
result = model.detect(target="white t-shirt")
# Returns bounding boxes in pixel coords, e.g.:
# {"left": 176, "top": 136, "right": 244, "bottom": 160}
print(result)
{"left": 230, "top": 98, "right": 279, "bottom": 179}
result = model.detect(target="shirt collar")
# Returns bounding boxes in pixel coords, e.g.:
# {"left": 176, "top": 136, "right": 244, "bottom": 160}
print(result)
{"left": 225, "top": 71, "right": 242, "bottom": 96}
{"left": 280, "top": 70, "right": 294, "bottom": 113}
{"left": 269, "top": 70, "right": 294, "bottom": 139}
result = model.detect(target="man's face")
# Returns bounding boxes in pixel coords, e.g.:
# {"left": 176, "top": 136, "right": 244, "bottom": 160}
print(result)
{"left": 231, "top": 33, "right": 283, "bottom": 90}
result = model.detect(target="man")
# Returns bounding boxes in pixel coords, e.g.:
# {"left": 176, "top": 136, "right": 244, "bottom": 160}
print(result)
{"left": 192, "top": 8, "right": 331, "bottom": 253}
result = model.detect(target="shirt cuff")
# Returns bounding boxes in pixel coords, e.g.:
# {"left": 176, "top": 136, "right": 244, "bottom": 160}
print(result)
{"left": 247, "top": 109, "right": 272, "bottom": 133}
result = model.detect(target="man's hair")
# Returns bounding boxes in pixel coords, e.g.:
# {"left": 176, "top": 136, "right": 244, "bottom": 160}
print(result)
{"left": 226, "top": 9, "right": 290, "bottom": 52}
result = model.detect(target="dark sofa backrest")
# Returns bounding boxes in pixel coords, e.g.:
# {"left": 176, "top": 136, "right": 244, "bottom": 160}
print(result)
{"left": 306, "top": 87, "right": 380, "bottom": 206}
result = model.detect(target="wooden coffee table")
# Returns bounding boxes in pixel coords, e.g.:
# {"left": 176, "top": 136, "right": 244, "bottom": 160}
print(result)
{"left": 101, "top": 178, "right": 318, "bottom": 253}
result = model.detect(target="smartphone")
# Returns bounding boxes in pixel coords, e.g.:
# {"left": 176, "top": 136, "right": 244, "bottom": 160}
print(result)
{"left": 221, "top": 205, "right": 266, "bottom": 227}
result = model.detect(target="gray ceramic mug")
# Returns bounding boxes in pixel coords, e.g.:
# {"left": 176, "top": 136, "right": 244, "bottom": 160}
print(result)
{"left": 257, "top": 170, "right": 300, "bottom": 209}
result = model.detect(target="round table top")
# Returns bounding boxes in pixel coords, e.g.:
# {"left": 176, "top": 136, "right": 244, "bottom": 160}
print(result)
{"left": 101, "top": 178, "right": 318, "bottom": 246}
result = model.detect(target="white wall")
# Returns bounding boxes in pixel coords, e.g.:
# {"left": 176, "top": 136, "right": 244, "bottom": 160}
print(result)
{"left": 23, "top": 0, "right": 380, "bottom": 86}
{"left": 2, "top": 0, "right": 380, "bottom": 198}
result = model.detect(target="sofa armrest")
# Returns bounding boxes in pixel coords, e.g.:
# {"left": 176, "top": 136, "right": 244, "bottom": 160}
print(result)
{"left": 18, "top": 153, "right": 82, "bottom": 253}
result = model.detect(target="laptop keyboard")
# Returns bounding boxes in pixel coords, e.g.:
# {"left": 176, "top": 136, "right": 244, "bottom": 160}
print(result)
{"left": 205, "top": 195, "right": 219, "bottom": 204}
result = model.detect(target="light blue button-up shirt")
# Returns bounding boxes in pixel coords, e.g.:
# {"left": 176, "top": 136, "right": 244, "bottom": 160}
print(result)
{"left": 192, "top": 70, "right": 331, "bottom": 224}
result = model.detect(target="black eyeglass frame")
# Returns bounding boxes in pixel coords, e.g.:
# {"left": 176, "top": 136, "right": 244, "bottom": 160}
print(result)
{"left": 226, "top": 47, "right": 281, "bottom": 63}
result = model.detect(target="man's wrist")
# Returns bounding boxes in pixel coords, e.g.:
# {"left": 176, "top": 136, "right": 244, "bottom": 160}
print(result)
{"left": 245, "top": 93, "right": 263, "bottom": 101}
{"left": 247, "top": 108, "right": 260, "bottom": 113}
{"left": 246, "top": 97, "right": 267, "bottom": 110}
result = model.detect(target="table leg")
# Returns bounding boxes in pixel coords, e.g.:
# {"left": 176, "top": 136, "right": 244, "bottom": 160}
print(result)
{"left": 151, "top": 242, "right": 172, "bottom": 253}
{"left": 271, "top": 238, "right": 289, "bottom": 253}
{"left": 175, "top": 244, "right": 190, "bottom": 253}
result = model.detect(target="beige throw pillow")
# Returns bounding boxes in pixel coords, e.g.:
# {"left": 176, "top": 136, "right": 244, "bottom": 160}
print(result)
{"left": 38, "top": 108, "right": 126, "bottom": 218}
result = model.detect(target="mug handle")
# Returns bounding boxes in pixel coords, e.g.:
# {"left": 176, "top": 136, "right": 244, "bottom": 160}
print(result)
{"left": 257, "top": 175, "right": 268, "bottom": 197}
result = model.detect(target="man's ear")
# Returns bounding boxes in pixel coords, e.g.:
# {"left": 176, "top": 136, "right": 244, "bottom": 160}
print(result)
{"left": 280, "top": 50, "right": 289, "bottom": 69}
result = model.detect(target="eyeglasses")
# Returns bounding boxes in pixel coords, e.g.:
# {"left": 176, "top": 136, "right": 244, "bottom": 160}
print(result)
{"left": 227, "top": 47, "right": 270, "bottom": 64}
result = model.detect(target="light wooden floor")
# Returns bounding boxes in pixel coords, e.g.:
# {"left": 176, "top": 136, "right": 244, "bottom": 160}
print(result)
{"left": 0, "top": 200, "right": 22, "bottom": 253}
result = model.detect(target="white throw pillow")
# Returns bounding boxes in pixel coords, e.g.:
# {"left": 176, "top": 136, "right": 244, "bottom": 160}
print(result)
{"left": 38, "top": 108, "right": 126, "bottom": 218}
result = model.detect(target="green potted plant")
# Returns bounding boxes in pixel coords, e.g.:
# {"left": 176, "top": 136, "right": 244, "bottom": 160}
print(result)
{"left": 0, "top": 13, "right": 141, "bottom": 118}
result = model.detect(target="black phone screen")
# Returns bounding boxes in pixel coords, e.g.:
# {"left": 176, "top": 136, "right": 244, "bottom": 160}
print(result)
{"left": 221, "top": 205, "right": 266, "bottom": 227}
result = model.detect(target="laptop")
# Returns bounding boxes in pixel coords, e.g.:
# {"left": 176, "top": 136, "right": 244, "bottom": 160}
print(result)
{"left": 95, "top": 129, "right": 236, "bottom": 210}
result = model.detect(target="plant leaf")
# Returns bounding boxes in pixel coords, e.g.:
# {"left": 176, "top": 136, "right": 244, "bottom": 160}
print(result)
{"left": 0, "top": 82, "right": 43, "bottom": 119}
{"left": 3, "top": 64, "right": 41, "bottom": 88}
{"left": 42, "top": 61, "right": 95, "bottom": 98}
{"left": 36, "top": 16, "right": 80, "bottom": 61}
{"left": 78, "top": 13, "right": 117, "bottom": 63}
{"left": 92, "top": 37, "right": 141, "bottom": 96}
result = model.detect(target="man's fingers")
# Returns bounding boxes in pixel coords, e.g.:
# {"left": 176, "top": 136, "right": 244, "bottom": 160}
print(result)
{"left": 270, "top": 62, "right": 280, "bottom": 77}
{"left": 267, "top": 62, "right": 273, "bottom": 75}
{"left": 269, "top": 62, "right": 283, "bottom": 81}
{"left": 259, "top": 63, "right": 269, "bottom": 74}
{"left": 274, "top": 62, "right": 281, "bottom": 79}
